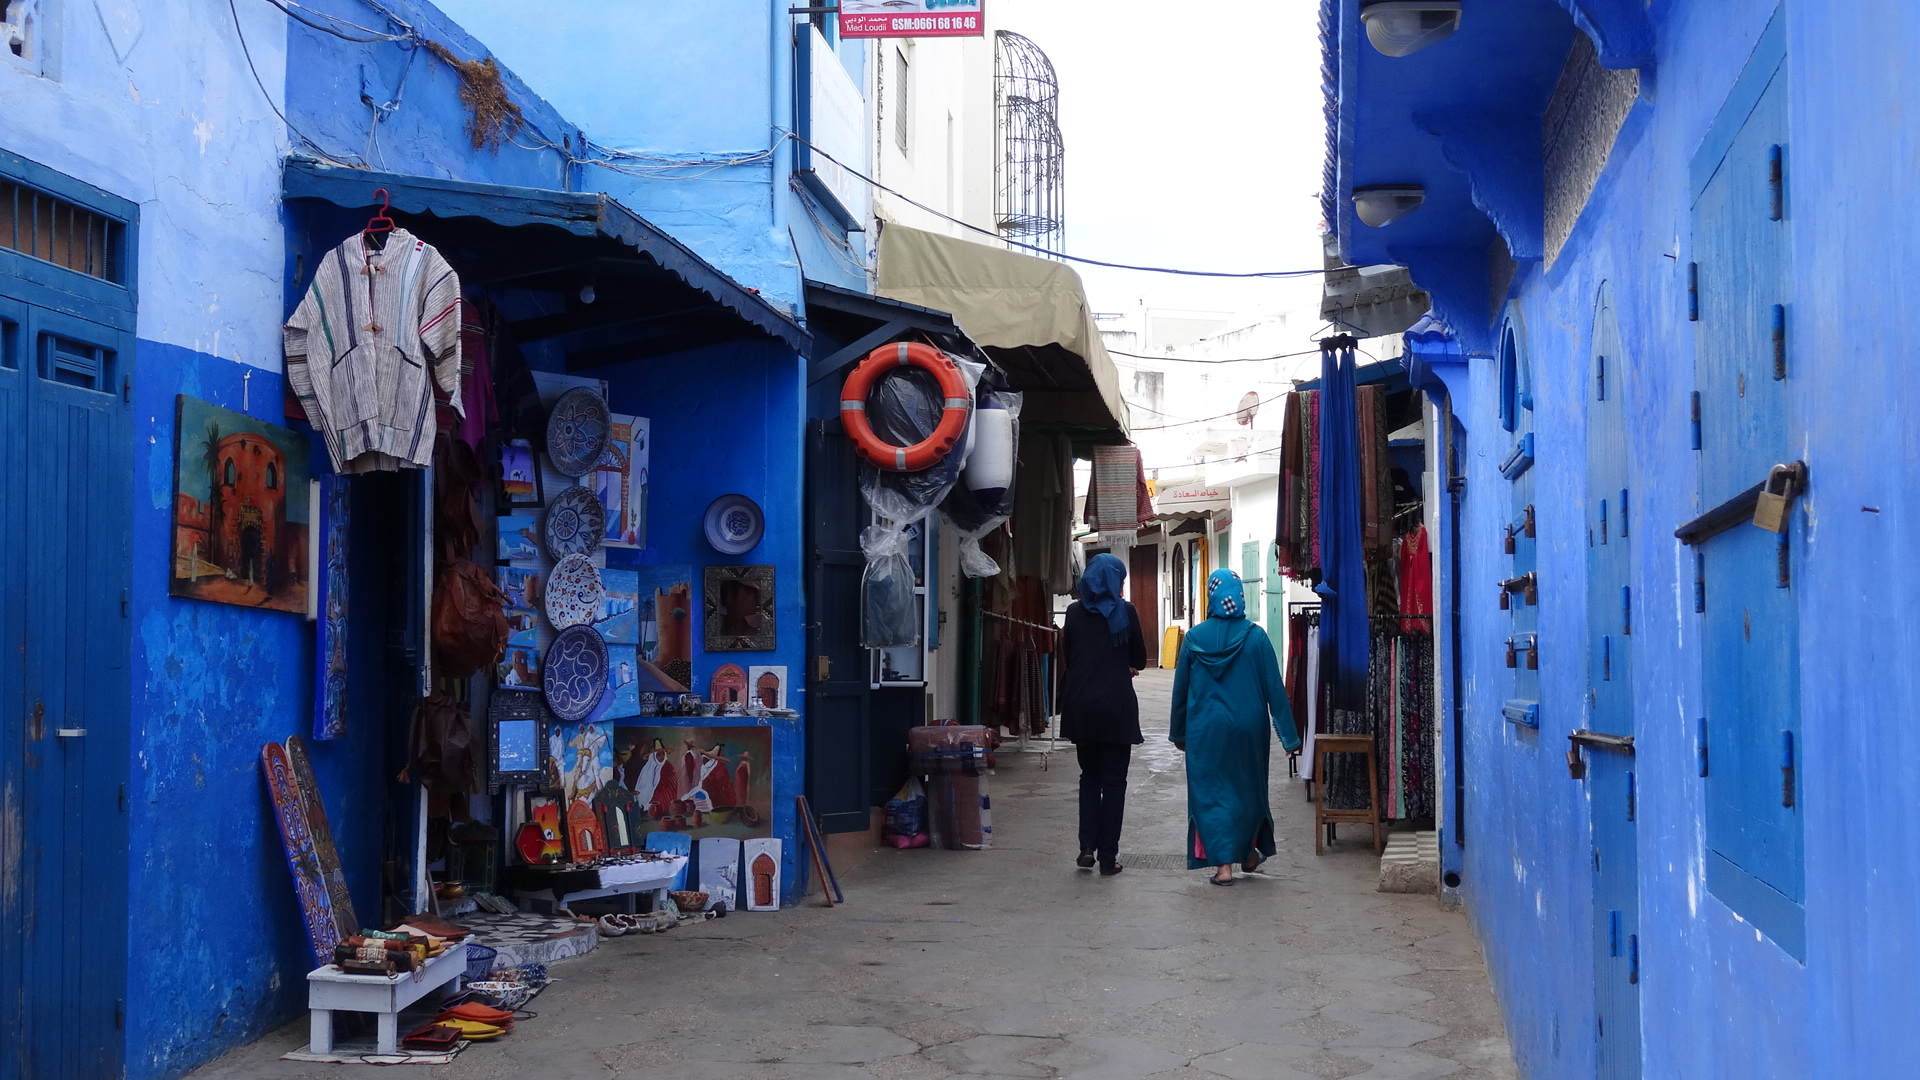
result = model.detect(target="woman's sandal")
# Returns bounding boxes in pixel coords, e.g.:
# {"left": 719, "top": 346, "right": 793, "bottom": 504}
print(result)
{"left": 1210, "top": 871, "right": 1235, "bottom": 886}
{"left": 1242, "top": 854, "right": 1266, "bottom": 875}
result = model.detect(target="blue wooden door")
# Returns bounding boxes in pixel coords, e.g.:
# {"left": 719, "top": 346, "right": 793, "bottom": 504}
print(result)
{"left": 1690, "top": 24, "right": 1803, "bottom": 959}
{"left": 0, "top": 158, "right": 135, "bottom": 1078}
{"left": 1585, "top": 286, "right": 1640, "bottom": 1078}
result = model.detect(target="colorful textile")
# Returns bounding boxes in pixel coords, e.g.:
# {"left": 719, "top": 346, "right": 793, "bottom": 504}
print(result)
{"left": 283, "top": 229, "right": 463, "bottom": 473}
{"left": 1169, "top": 598, "right": 1299, "bottom": 869}
{"left": 1316, "top": 342, "right": 1369, "bottom": 710}
{"left": 1206, "top": 568, "right": 1248, "bottom": 620}
{"left": 1397, "top": 525, "right": 1434, "bottom": 634}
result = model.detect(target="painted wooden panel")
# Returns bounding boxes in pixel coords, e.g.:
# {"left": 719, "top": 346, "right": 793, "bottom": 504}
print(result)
{"left": 1586, "top": 285, "right": 1640, "bottom": 1080}
{"left": 1692, "top": 48, "right": 1803, "bottom": 958}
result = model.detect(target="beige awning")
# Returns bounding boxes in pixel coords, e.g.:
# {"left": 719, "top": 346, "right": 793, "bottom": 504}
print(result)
{"left": 876, "top": 222, "right": 1129, "bottom": 438}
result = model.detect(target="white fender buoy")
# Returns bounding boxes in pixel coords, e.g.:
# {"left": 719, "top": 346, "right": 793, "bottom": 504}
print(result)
{"left": 964, "top": 397, "right": 1015, "bottom": 506}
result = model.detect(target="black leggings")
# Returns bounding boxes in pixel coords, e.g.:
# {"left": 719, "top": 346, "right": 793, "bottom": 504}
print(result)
{"left": 1075, "top": 742, "right": 1132, "bottom": 864}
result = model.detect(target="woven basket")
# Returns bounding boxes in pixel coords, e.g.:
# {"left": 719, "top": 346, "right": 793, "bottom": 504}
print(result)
{"left": 668, "top": 890, "right": 709, "bottom": 911}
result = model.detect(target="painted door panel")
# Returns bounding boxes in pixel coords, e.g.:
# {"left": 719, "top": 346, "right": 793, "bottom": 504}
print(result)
{"left": 805, "top": 419, "right": 875, "bottom": 834}
{"left": 2, "top": 298, "right": 132, "bottom": 1079}
{"left": 1692, "top": 50, "right": 1803, "bottom": 954}
{"left": 1128, "top": 545, "right": 1159, "bottom": 665}
{"left": 1587, "top": 287, "right": 1640, "bottom": 1080}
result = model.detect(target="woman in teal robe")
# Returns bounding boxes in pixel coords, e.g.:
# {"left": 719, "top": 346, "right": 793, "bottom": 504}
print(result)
{"left": 1170, "top": 570, "right": 1301, "bottom": 885}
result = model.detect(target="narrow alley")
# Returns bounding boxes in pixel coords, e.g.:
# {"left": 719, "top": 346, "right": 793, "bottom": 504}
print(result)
{"left": 195, "top": 670, "right": 1513, "bottom": 1080}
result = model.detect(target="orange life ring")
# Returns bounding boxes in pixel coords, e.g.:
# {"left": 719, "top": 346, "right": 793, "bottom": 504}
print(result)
{"left": 840, "top": 342, "right": 972, "bottom": 471}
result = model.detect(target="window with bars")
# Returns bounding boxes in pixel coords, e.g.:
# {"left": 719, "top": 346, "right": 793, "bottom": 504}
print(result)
{"left": 0, "top": 178, "right": 127, "bottom": 284}
{"left": 894, "top": 47, "right": 912, "bottom": 154}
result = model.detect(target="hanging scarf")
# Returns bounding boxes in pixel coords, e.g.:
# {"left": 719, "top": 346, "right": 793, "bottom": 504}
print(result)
{"left": 1206, "top": 569, "right": 1248, "bottom": 620}
{"left": 1077, "top": 552, "right": 1130, "bottom": 642}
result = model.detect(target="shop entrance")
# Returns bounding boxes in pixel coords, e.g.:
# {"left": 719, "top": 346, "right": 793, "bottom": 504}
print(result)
{"left": 0, "top": 158, "right": 136, "bottom": 1077}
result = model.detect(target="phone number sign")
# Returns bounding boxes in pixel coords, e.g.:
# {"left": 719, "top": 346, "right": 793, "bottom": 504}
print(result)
{"left": 839, "top": 1, "right": 985, "bottom": 38}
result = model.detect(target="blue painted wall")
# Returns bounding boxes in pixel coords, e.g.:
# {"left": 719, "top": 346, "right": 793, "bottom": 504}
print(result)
{"left": 1343, "top": 1, "right": 1920, "bottom": 1075}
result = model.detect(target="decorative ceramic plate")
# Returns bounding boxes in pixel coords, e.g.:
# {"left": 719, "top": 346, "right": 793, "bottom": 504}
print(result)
{"left": 543, "top": 625, "right": 609, "bottom": 722}
{"left": 703, "top": 494, "right": 764, "bottom": 556}
{"left": 544, "top": 485, "right": 605, "bottom": 559}
{"left": 546, "top": 387, "right": 611, "bottom": 477}
{"left": 544, "top": 554, "right": 603, "bottom": 630}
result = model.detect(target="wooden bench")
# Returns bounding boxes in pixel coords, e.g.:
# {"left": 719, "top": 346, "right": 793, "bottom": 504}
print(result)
{"left": 307, "top": 940, "right": 470, "bottom": 1055}
{"left": 1312, "top": 734, "right": 1385, "bottom": 855}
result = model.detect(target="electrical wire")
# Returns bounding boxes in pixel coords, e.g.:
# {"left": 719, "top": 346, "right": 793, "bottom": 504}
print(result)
{"left": 259, "top": 0, "right": 412, "bottom": 42}
{"left": 781, "top": 131, "right": 1332, "bottom": 280}
{"left": 229, "top": 0, "right": 361, "bottom": 166}
{"left": 1144, "top": 442, "right": 1286, "bottom": 471}
{"left": 1107, "top": 345, "right": 1327, "bottom": 365}
{"left": 1130, "top": 390, "right": 1291, "bottom": 432}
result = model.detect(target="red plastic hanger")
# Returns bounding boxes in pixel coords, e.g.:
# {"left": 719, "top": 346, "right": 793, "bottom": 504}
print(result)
{"left": 363, "top": 187, "right": 396, "bottom": 250}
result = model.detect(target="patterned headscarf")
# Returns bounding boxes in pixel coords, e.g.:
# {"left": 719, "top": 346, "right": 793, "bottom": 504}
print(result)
{"left": 1206, "top": 569, "right": 1248, "bottom": 620}
{"left": 1078, "top": 552, "right": 1130, "bottom": 642}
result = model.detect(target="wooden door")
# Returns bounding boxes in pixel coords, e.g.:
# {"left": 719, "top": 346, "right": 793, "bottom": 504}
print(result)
{"left": 1128, "top": 544, "right": 1158, "bottom": 665}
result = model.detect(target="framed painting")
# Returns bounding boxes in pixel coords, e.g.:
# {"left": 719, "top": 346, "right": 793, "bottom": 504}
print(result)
{"left": 747, "top": 666, "right": 788, "bottom": 711}
{"left": 596, "top": 414, "right": 649, "bottom": 550}
{"left": 489, "top": 692, "right": 553, "bottom": 790}
{"left": 499, "top": 438, "right": 544, "bottom": 508}
{"left": 171, "top": 395, "right": 312, "bottom": 614}
{"left": 633, "top": 564, "right": 695, "bottom": 692}
{"left": 703, "top": 565, "right": 776, "bottom": 652}
{"left": 496, "top": 566, "right": 547, "bottom": 690}
{"left": 611, "top": 724, "right": 774, "bottom": 842}
{"left": 497, "top": 513, "right": 541, "bottom": 562}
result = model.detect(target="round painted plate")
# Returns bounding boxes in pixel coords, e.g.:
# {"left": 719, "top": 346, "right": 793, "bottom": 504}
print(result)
{"left": 544, "top": 485, "right": 605, "bottom": 559}
{"left": 544, "top": 554, "right": 603, "bottom": 630}
{"left": 543, "top": 624, "right": 609, "bottom": 722}
{"left": 546, "top": 387, "right": 611, "bottom": 477}
{"left": 703, "top": 494, "right": 764, "bottom": 556}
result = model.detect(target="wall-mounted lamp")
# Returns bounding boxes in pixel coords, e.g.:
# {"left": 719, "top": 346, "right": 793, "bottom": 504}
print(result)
{"left": 1359, "top": 1, "right": 1462, "bottom": 57}
{"left": 579, "top": 282, "right": 598, "bottom": 305}
{"left": 1352, "top": 185, "right": 1426, "bottom": 227}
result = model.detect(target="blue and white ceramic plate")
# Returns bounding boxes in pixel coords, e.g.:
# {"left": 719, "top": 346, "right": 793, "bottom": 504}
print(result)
{"left": 703, "top": 494, "right": 764, "bottom": 556}
{"left": 543, "top": 624, "right": 609, "bottom": 722}
{"left": 546, "top": 387, "right": 610, "bottom": 477}
{"left": 544, "top": 485, "right": 605, "bottom": 559}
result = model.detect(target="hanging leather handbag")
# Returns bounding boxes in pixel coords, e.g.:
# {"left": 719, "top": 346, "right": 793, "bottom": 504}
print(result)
{"left": 431, "top": 558, "right": 509, "bottom": 679}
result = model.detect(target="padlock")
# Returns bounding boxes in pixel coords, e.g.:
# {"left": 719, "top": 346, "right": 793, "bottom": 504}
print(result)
{"left": 1505, "top": 639, "right": 1517, "bottom": 668}
{"left": 1499, "top": 588, "right": 1511, "bottom": 611}
{"left": 1752, "top": 464, "right": 1797, "bottom": 533}
{"left": 1526, "top": 639, "right": 1539, "bottom": 670}
{"left": 1523, "top": 574, "right": 1539, "bottom": 606}
{"left": 1566, "top": 746, "right": 1587, "bottom": 780}
{"left": 1524, "top": 504, "right": 1537, "bottom": 538}
{"left": 1504, "top": 525, "right": 1516, "bottom": 555}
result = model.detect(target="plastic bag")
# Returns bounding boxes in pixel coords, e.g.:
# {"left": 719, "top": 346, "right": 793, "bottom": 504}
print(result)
{"left": 941, "top": 387, "right": 1022, "bottom": 578}
{"left": 883, "top": 777, "right": 930, "bottom": 849}
{"left": 861, "top": 525, "right": 921, "bottom": 648}
{"left": 857, "top": 355, "right": 982, "bottom": 524}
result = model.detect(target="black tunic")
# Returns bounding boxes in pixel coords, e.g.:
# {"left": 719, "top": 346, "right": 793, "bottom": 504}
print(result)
{"left": 1059, "top": 601, "right": 1148, "bottom": 745}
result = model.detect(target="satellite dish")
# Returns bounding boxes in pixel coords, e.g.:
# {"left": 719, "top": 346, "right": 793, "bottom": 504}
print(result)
{"left": 1236, "top": 391, "right": 1260, "bottom": 427}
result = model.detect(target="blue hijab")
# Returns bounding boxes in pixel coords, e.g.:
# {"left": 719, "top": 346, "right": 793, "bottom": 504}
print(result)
{"left": 1078, "top": 553, "right": 1130, "bottom": 642}
{"left": 1206, "top": 569, "right": 1247, "bottom": 620}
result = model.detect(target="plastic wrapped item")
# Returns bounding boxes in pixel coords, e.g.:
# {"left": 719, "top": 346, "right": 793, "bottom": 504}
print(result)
{"left": 941, "top": 388, "right": 1022, "bottom": 577}
{"left": 883, "top": 778, "right": 930, "bottom": 849}
{"left": 857, "top": 359, "right": 976, "bottom": 523}
{"left": 907, "top": 725, "right": 994, "bottom": 850}
{"left": 861, "top": 525, "right": 921, "bottom": 648}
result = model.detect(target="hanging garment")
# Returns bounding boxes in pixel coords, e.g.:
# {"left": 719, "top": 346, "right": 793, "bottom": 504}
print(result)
{"left": 1011, "top": 435, "right": 1072, "bottom": 593}
{"left": 1395, "top": 634, "right": 1437, "bottom": 820}
{"left": 1398, "top": 525, "right": 1434, "bottom": 634}
{"left": 1301, "top": 622, "right": 1321, "bottom": 780}
{"left": 1316, "top": 343, "right": 1370, "bottom": 710}
{"left": 284, "top": 229, "right": 463, "bottom": 473}
{"left": 455, "top": 295, "right": 501, "bottom": 452}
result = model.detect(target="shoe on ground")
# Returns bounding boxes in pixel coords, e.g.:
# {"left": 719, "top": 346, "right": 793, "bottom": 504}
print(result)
{"left": 1099, "top": 862, "right": 1124, "bottom": 876}
{"left": 1076, "top": 850, "right": 1096, "bottom": 869}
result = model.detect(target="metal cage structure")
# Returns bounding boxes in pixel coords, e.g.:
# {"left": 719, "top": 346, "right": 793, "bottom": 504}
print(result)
{"left": 993, "top": 30, "right": 1065, "bottom": 254}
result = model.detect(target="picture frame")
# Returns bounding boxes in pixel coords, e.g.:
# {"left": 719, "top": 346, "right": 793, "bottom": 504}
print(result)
{"left": 499, "top": 438, "right": 545, "bottom": 508}
{"left": 703, "top": 565, "right": 776, "bottom": 652}
{"left": 489, "top": 692, "right": 555, "bottom": 791}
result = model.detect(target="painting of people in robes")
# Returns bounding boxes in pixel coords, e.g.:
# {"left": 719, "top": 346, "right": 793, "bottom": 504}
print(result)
{"left": 612, "top": 724, "right": 772, "bottom": 841}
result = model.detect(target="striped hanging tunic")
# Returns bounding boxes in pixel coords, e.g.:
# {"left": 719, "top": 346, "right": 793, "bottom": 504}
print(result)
{"left": 284, "top": 229, "right": 463, "bottom": 473}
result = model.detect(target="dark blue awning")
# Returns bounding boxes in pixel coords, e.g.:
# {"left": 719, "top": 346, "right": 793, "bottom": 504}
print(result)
{"left": 282, "top": 157, "right": 809, "bottom": 355}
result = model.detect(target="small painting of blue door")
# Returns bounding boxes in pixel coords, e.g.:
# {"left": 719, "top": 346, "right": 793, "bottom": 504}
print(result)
{"left": 0, "top": 152, "right": 136, "bottom": 1077}
{"left": 1585, "top": 284, "right": 1640, "bottom": 1079}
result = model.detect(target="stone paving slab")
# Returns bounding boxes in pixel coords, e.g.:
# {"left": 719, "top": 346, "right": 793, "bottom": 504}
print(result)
{"left": 190, "top": 670, "right": 1514, "bottom": 1080}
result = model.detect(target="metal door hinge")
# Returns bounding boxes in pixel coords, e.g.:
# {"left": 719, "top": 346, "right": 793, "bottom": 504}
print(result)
{"left": 118, "top": 782, "right": 127, "bottom": 812}
{"left": 1626, "top": 770, "right": 1637, "bottom": 822}
{"left": 115, "top": 999, "right": 125, "bottom": 1031}
{"left": 1771, "top": 304, "right": 1787, "bottom": 380}
{"left": 1687, "top": 263, "right": 1700, "bottom": 321}
{"left": 1628, "top": 935, "right": 1640, "bottom": 985}
{"left": 1622, "top": 586, "right": 1632, "bottom": 635}
{"left": 1693, "top": 552, "right": 1707, "bottom": 613}
{"left": 1619, "top": 488, "right": 1630, "bottom": 538}
{"left": 1768, "top": 144, "right": 1785, "bottom": 221}
{"left": 122, "top": 375, "right": 131, "bottom": 403}
{"left": 1696, "top": 717, "right": 1709, "bottom": 776}
{"left": 120, "top": 588, "right": 129, "bottom": 618}
{"left": 1690, "top": 391, "right": 1702, "bottom": 450}
{"left": 1781, "top": 730, "right": 1796, "bottom": 808}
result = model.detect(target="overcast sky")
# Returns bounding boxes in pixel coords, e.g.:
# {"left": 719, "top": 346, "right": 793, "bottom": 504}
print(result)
{"left": 992, "top": 0, "right": 1329, "bottom": 325}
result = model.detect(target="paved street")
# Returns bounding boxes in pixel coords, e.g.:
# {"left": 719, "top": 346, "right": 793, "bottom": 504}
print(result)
{"left": 198, "top": 670, "right": 1514, "bottom": 1079}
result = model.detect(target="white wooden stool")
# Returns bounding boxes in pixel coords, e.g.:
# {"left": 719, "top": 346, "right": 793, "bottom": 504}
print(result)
{"left": 307, "top": 940, "right": 470, "bottom": 1055}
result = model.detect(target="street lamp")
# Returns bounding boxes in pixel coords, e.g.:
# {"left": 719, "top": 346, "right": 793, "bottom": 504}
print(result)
{"left": 1359, "top": 1, "right": 1463, "bottom": 58}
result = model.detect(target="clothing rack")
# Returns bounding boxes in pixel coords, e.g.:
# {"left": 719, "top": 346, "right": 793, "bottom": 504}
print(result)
{"left": 982, "top": 610, "right": 1059, "bottom": 765}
